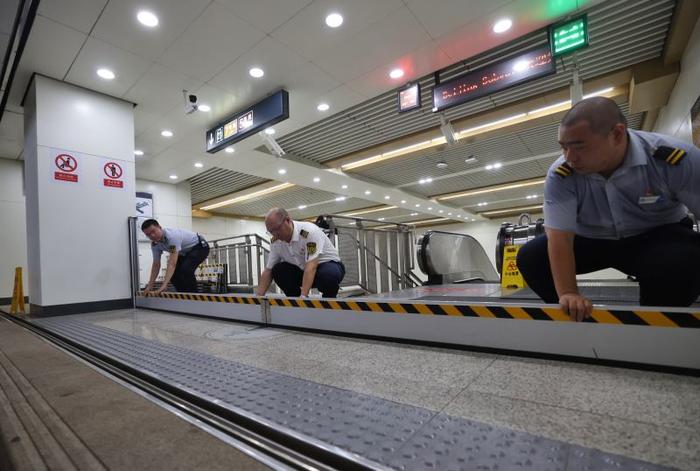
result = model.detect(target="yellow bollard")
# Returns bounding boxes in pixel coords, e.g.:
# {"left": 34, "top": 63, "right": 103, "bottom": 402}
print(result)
{"left": 10, "top": 267, "right": 25, "bottom": 315}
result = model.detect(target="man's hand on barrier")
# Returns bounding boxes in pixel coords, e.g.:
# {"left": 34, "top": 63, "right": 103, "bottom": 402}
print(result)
{"left": 559, "top": 293, "right": 593, "bottom": 322}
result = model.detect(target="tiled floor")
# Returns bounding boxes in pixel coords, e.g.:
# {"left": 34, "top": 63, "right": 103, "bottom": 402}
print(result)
{"left": 52, "top": 309, "right": 700, "bottom": 470}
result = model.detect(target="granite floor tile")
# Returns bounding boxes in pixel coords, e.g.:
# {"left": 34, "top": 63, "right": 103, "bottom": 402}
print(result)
{"left": 467, "top": 357, "right": 700, "bottom": 432}
{"left": 444, "top": 389, "right": 700, "bottom": 471}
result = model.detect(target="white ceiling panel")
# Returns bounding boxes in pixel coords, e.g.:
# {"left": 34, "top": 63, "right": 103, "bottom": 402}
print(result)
{"left": 92, "top": 0, "right": 210, "bottom": 61}
{"left": 0, "top": 109, "right": 23, "bottom": 142}
{"left": 0, "top": 140, "right": 22, "bottom": 159}
{"left": 157, "top": 2, "right": 266, "bottom": 82}
{"left": 9, "top": 16, "right": 87, "bottom": 106}
{"left": 133, "top": 107, "right": 161, "bottom": 137}
{"left": 124, "top": 63, "right": 203, "bottom": 116}
{"left": 405, "top": 0, "right": 511, "bottom": 40}
{"left": 216, "top": 0, "right": 312, "bottom": 34}
{"left": 64, "top": 36, "right": 152, "bottom": 97}
{"left": 209, "top": 37, "right": 340, "bottom": 106}
{"left": 38, "top": 0, "right": 107, "bottom": 34}
{"left": 270, "top": 0, "right": 404, "bottom": 63}
{"left": 0, "top": 2, "right": 18, "bottom": 35}
{"left": 347, "top": 41, "right": 453, "bottom": 98}
{"left": 310, "top": 6, "right": 433, "bottom": 82}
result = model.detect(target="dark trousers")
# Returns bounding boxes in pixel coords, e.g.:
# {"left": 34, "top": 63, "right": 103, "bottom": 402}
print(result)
{"left": 171, "top": 242, "right": 210, "bottom": 293}
{"left": 516, "top": 220, "right": 700, "bottom": 306}
{"left": 271, "top": 261, "right": 345, "bottom": 298}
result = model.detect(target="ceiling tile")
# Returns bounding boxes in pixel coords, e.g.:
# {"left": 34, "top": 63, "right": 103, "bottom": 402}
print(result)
{"left": 405, "top": 0, "right": 511, "bottom": 39}
{"left": 0, "top": 109, "right": 23, "bottom": 142}
{"left": 124, "top": 63, "right": 203, "bottom": 115}
{"left": 271, "top": 0, "right": 404, "bottom": 62}
{"left": 9, "top": 16, "right": 87, "bottom": 107}
{"left": 38, "top": 0, "right": 107, "bottom": 34}
{"left": 216, "top": 0, "right": 312, "bottom": 34}
{"left": 209, "top": 37, "right": 340, "bottom": 107}
{"left": 310, "top": 6, "right": 433, "bottom": 81}
{"left": 158, "top": 2, "right": 266, "bottom": 82}
{"left": 64, "top": 36, "right": 152, "bottom": 97}
{"left": 92, "top": 0, "right": 210, "bottom": 61}
{"left": 0, "top": 139, "right": 22, "bottom": 159}
{"left": 0, "top": 1, "right": 18, "bottom": 35}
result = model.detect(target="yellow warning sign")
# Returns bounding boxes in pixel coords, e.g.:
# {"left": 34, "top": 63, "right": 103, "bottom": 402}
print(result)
{"left": 10, "top": 266, "right": 26, "bottom": 315}
{"left": 501, "top": 245, "right": 526, "bottom": 289}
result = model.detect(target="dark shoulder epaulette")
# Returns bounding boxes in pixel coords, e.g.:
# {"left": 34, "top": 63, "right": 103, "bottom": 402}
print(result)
{"left": 554, "top": 162, "right": 573, "bottom": 178}
{"left": 300, "top": 229, "right": 309, "bottom": 238}
{"left": 653, "top": 145, "right": 687, "bottom": 165}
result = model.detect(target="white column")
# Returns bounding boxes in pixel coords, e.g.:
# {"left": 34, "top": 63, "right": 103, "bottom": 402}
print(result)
{"left": 23, "top": 75, "right": 135, "bottom": 315}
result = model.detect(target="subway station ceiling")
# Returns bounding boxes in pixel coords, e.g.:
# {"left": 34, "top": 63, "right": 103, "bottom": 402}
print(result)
{"left": 0, "top": 0, "right": 690, "bottom": 225}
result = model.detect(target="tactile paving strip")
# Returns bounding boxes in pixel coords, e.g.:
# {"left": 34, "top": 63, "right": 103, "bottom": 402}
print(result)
{"left": 32, "top": 317, "right": 671, "bottom": 471}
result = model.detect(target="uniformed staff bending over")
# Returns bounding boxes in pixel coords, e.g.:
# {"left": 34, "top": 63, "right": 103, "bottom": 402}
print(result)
{"left": 141, "top": 219, "right": 210, "bottom": 295}
{"left": 517, "top": 97, "right": 700, "bottom": 321}
{"left": 256, "top": 208, "right": 345, "bottom": 298}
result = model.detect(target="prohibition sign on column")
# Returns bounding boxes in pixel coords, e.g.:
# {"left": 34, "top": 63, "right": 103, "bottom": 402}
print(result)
{"left": 55, "top": 154, "right": 77, "bottom": 172}
{"left": 104, "top": 161, "right": 123, "bottom": 179}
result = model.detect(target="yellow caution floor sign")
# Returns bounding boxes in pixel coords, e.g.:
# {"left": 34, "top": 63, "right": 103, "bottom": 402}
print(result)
{"left": 10, "top": 267, "right": 25, "bottom": 315}
{"left": 501, "top": 245, "right": 526, "bottom": 289}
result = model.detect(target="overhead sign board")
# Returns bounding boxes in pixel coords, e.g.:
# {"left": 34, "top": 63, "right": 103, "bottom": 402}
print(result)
{"left": 432, "top": 45, "right": 555, "bottom": 112}
{"left": 206, "top": 89, "right": 289, "bottom": 153}
{"left": 550, "top": 15, "right": 588, "bottom": 56}
{"left": 397, "top": 83, "right": 421, "bottom": 113}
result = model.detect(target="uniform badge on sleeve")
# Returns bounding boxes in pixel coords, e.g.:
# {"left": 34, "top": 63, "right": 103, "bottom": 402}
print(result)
{"left": 169, "top": 245, "right": 177, "bottom": 254}
{"left": 300, "top": 229, "right": 309, "bottom": 238}
{"left": 306, "top": 242, "right": 317, "bottom": 255}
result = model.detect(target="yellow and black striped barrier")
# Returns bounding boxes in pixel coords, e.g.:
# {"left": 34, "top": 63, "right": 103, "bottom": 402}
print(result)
{"left": 138, "top": 292, "right": 261, "bottom": 305}
{"left": 267, "top": 298, "right": 700, "bottom": 329}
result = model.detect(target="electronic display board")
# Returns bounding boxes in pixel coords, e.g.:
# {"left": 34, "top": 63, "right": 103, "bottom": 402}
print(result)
{"left": 206, "top": 89, "right": 289, "bottom": 153}
{"left": 550, "top": 15, "right": 588, "bottom": 56}
{"left": 432, "top": 45, "right": 555, "bottom": 112}
{"left": 398, "top": 83, "right": 421, "bottom": 112}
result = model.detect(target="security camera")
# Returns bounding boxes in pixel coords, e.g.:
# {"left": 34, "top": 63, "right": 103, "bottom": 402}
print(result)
{"left": 183, "top": 89, "right": 198, "bottom": 115}
{"left": 439, "top": 115, "right": 456, "bottom": 146}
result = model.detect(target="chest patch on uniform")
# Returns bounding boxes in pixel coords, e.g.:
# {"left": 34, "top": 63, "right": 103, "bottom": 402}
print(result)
{"left": 653, "top": 146, "right": 687, "bottom": 165}
{"left": 306, "top": 242, "right": 317, "bottom": 255}
{"left": 554, "top": 162, "right": 573, "bottom": 178}
{"left": 300, "top": 229, "right": 309, "bottom": 238}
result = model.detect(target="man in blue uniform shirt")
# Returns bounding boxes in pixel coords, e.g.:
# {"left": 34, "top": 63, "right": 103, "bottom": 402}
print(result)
{"left": 256, "top": 208, "right": 345, "bottom": 298}
{"left": 517, "top": 97, "right": 700, "bottom": 321}
{"left": 141, "top": 219, "right": 210, "bottom": 295}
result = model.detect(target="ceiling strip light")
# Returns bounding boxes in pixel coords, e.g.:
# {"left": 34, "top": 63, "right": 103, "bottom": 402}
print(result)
{"left": 480, "top": 204, "right": 543, "bottom": 217}
{"left": 343, "top": 205, "right": 397, "bottom": 216}
{"left": 438, "top": 178, "right": 545, "bottom": 201}
{"left": 200, "top": 183, "right": 295, "bottom": 211}
{"left": 337, "top": 87, "right": 617, "bottom": 172}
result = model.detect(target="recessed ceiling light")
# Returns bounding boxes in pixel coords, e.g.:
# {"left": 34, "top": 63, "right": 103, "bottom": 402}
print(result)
{"left": 225, "top": 147, "right": 234, "bottom": 153}
{"left": 137, "top": 10, "right": 159, "bottom": 27}
{"left": 198, "top": 104, "right": 211, "bottom": 112}
{"left": 378, "top": 217, "right": 385, "bottom": 221}
{"left": 471, "top": 218, "right": 476, "bottom": 221}
{"left": 418, "top": 177, "right": 433, "bottom": 184}
{"left": 478, "top": 202, "right": 488, "bottom": 207}
{"left": 448, "top": 212, "right": 452, "bottom": 216}
{"left": 493, "top": 162, "right": 502, "bottom": 169}
{"left": 415, "top": 204, "right": 420, "bottom": 207}
{"left": 249, "top": 67, "right": 264, "bottom": 78}
{"left": 317, "top": 103, "right": 330, "bottom": 111}
{"left": 313, "top": 177, "right": 320, "bottom": 183}
{"left": 298, "top": 205, "right": 307, "bottom": 210}
{"left": 436, "top": 160, "right": 448, "bottom": 169}
{"left": 401, "top": 200, "right": 406, "bottom": 204}
{"left": 161, "top": 130, "right": 173, "bottom": 137}
{"left": 410, "top": 212, "right": 418, "bottom": 216}
{"left": 265, "top": 128, "right": 275, "bottom": 135}
{"left": 384, "top": 195, "right": 390, "bottom": 200}
{"left": 341, "top": 184, "right": 348, "bottom": 189}
{"left": 335, "top": 196, "right": 346, "bottom": 201}
{"left": 169, "top": 174, "right": 178, "bottom": 180}
{"left": 96, "top": 68, "right": 115, "bottom": 80}
{"left": 278, "top": 169, "right": 287, "bottom": 175}
{"left": 194, "top": 162, "right": 203, "bottom": 168}
{"left": 428, "top": 207, "right": 433, "bottom": 210}
{"left": 364, "top": 190, "right": 371, "bottom": 195}
{"left": 457, "top": 215, "right": 462, "bottom": 218}
{"left": 439, "top": 210, "right": 443, "bottom": 213}
{"left": 493, "top": 18, "right": 512, "bottom": 33}
{"left": 134, "top": 150, "right": 144, "bottom": 156}
{"left": 389, "top": 68, "right": 404, "bottom": 79}
{"left": 325, "top": 12, "right": 344, "bottom": 28}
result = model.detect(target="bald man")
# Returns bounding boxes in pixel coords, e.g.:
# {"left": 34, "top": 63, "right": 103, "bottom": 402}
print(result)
{"left": 257, "top": 208, "right": 345, "bottom": 298}
{"left": 516, "top": 97, "right": 700, "bottom": 320}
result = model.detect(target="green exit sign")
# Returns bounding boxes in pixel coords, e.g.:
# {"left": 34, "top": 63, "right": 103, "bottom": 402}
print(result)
{"left": 550, "top": 15, "right": 589, "bottom": 56}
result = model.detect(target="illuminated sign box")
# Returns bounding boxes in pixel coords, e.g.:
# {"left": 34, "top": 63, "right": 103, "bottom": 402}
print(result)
{"left": 432, "top": 45, "right": 555, "bottom": 112}
{"left": 397, "top": 83, "right": 421, "bottom": 112}
{"left": 550, "top": 15, "right": 589, "bottom": 56}
{"left": 206, "top": 89, "right": 289, "bottom": 153}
